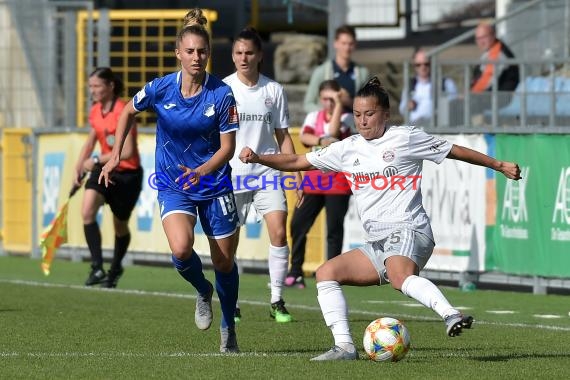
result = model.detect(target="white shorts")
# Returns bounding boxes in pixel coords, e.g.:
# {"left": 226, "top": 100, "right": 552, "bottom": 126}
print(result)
{"left": 359, "top": 229, "right": 434, "bottom": 281}
{"left": 234, "top": 188, "right": 288, "bottom": 226}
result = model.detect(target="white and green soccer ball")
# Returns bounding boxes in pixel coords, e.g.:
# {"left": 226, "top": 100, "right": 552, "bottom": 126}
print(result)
{"left": 363, "top": 317, "right": 411, "bottom": 362}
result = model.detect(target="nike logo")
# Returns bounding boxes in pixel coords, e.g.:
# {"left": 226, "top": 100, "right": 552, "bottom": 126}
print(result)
{"left": 163, "top": 103, "right": 176, "bottom": 109}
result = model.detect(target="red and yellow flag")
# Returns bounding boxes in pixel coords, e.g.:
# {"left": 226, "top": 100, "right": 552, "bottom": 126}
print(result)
{"left": 39, "top": 201, "right": 70, "bottom": 276}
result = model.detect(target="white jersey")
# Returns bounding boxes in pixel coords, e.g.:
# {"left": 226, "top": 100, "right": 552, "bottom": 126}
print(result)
{"left": 306, "top": 125, "right": 452, "bottom": 242}
{"left": 223, "top": 72, "right": 289, "bottom": 192}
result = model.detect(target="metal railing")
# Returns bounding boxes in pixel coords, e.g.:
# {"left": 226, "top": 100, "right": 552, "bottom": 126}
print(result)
{"left": 401, "top": 0, "right": 570, "bottom": 133}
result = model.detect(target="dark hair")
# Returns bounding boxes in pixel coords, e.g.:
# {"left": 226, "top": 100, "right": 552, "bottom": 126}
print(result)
{"left": 233, "top": 26, "right": 263, "bottom": 71}
{"left": 234, "top": 26, "right": 263, "bottom": 52}
{"left": 318, "top": 79, "right": 340, "bottom": 93}
{"left": 177, "top": 8, "right": 210, "bottom": 49}
{"left": 356, "top": 76, "right": 390, "bottom": 110}
{"left": 335, "top": 24, "right": 356, "bottom": 40}
{"left": 89, "top": 67, "right": 124, "bottom": 97}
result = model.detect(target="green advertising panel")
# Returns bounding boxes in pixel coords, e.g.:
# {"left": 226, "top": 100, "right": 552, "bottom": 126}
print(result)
{"left": 493, "top": 134, "right": 570, "bottom": 277}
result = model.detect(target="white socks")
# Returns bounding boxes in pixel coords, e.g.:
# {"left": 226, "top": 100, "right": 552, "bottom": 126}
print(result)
{"left": 268, "top": 244, "right": 289, "bottom": 304}
{"left": 401, "top": 275, "right": 458, "bottom": 318}
{"left": 316, "top": 280, "right": 355, "bottom": 352}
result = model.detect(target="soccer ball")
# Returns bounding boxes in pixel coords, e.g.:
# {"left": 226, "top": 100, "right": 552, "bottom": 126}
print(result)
{"left": 363, "top": 317, "right": 411, "bottom": 362}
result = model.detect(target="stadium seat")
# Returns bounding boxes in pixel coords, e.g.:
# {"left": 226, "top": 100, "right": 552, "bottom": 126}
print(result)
{"left": 555, "top": 77, "right": 570, "bottom": 116}
{"left": 483, "top": 76, "right": 570, "bottom": 126}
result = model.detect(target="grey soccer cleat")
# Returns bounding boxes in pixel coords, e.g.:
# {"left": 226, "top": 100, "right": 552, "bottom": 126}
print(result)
{"left": 445, "top": 313, "right": 473, "bottom": 337}
{"left": 220, "top": 326, "right": 239, "bottom": 353}
{"left": 195, "top": 281, "right": 214, "bottom": 330}
{"left": 310, "top": 345, "right": 358, "bottom": 361}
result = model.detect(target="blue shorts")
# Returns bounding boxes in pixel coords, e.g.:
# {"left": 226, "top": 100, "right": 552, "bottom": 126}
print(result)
{"left": 158, "top": 189, "right": 238, "bottom": 239}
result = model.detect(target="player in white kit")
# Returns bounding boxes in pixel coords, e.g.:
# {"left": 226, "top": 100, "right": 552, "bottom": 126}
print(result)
{"left": 239, "top": 76, "right": 522, "bottom": 360}
{"left": 224, "top": 27, "right": 302, "bottom": 323}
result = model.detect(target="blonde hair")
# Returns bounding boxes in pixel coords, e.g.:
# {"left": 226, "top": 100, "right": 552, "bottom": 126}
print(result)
{"left": 177, "top": 8, "right": 210, "bottom": 49}
{"left": 183, "top": 8, "right": 208, "bottom": 28}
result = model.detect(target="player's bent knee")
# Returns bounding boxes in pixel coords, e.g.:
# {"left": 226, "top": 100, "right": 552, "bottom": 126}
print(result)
{"left": 315, "top": 262, "right": 338, "bottom": 282}
{"left": 170, "top": 243, "right": 194, "bottom": 261}
{"left": 211, "top": 256, "right": 234, "bottom": 273}
{"left": 387, "top": 272, "right": 411, "bottom": 290}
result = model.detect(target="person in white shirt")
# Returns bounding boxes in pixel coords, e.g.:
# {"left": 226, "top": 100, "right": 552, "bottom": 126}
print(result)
{"left": 239, "top": 76, "right": 522, "bottom": 361}
{"left": 223, "top": 27, "right": 302, "bottom": 324}
{"left": 399, "top": 48, "right": 457, "bottom": 124}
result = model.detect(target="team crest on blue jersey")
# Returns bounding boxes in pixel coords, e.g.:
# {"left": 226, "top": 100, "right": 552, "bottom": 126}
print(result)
{"left": 204, "top": 103, "right": 215, "bottom": 117}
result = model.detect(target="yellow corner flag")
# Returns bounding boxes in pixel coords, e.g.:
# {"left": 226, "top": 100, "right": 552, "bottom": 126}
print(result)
{"left": 39, "top": 201, "right": 70, "bottom": 276}
{"left": 39, "top": 176, "right": 83, "bottom": 276}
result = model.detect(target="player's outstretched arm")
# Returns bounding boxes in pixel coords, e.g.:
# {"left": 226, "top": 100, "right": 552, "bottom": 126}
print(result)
{"left": 239, "top": 147, "right": 314, "bottom": 172}
{"left": 447, "top": 144, "right": 522, "bottom": 180}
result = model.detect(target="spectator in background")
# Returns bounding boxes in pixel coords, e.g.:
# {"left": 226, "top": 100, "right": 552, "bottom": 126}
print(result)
{"left": 399, "top": 47, "right": 458, "bottom": 125}
{"left": 471, "top": 22, "right": 519, "bottom": 93}
{"left": 285, "top": 80, "right": 353, "bottom": 289}
{"left": 303, "top": 24, "right": 369, "bottom": 113}
{"left": 74, "top": 67, "right": 142, "bottom": 289}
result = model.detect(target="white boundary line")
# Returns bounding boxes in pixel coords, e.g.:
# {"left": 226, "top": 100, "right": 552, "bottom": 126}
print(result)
{"left": 0, "top": 351, "right": 308, "bottom": 358}
{"left": 2, "top": 279, "right": 570, "bottom": 332}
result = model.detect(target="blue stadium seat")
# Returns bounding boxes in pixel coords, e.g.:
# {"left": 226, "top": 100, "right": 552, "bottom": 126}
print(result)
{"left": 555, "top": 77, "right": 570, "bottom": 116}
{"left": 495, "top": 76, "right": 567, "bottom": 118}
{"left": 496, "top": 77, "right": 535, "bottom": 117}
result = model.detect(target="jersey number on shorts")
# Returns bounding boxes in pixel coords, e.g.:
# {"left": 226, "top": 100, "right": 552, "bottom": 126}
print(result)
{"left": 389, "top": 231, "right": 401, "bottom": 244}
{"left": 217, "top": 194, "right": 236, "bottom": 215}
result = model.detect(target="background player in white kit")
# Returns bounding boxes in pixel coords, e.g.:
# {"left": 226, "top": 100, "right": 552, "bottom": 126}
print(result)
{"left": 224, "top": 27, "right": 302, "bottom": 323}
{"left": 239, "top": 77, "right": 522, "bottom": 360}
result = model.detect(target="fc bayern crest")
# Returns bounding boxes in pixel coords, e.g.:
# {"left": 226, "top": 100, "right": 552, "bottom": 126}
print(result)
{"left": 106, "top": 134, "right": 115, "bottom": 147}
{"left": 382, "top": 150, "right": 395, "bottom": 162}
{"left": 264, "top": 97, "right": 273, "bottom": 107}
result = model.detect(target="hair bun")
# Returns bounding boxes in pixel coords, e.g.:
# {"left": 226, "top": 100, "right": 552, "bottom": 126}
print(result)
{"left": 365, "top": 76, "right": 382, "bottom": 88}
{"left": 183, "top": 8, "right": 207, "bottom": 28}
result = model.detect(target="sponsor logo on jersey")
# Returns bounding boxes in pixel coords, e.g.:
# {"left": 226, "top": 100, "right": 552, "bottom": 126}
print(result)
{"left": 383, "top": 166, "right": 398, "bottom": 177}
{"left": 238, "top": 112, "right": 272, "bottom": 124}
{"left": 163, "top": 103, "right": 176, "bottom": 109}
{"left": 353, "top": 158, "right": 360, "bottom": 166}
{"left": 135, "top": 87, "right": 147, "bottom": 104}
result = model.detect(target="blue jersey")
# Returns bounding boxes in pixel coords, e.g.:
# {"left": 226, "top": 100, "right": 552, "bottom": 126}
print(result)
{"left": 133, "top": 72, "right": 239, "bottom": 200}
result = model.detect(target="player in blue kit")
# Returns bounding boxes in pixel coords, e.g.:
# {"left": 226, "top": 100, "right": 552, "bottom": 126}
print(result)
{"left": 99, "top": 8, "right": 241, "bottom": 353}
